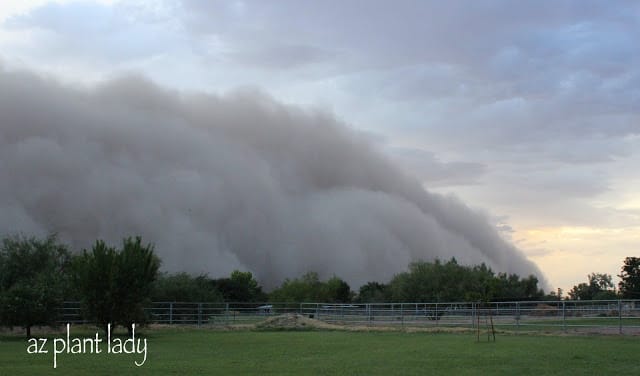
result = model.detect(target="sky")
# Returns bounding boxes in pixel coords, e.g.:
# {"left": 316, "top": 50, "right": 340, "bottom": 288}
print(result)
{"left": 1, "top": 0, "right": 639, "bottom": 294}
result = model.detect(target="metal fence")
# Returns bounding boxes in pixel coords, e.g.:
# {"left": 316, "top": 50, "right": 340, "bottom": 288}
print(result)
{"left": 301, "top": 300, "right": 640, "bottom": 334}
{"left": 57, "top": 299, "right": 640, "bottom": 334}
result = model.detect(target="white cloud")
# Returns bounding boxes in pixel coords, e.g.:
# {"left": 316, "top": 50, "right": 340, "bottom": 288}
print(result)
{"left": 0, "top": 0, "right": 120, "bottom": 22}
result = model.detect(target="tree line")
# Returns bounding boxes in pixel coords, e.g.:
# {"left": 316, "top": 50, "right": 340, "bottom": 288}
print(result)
{"left": 567, "top": 257, "right": 640, "bottom": 301}
{"left": 1, "top": 233, "right": 639, "bottom": 337}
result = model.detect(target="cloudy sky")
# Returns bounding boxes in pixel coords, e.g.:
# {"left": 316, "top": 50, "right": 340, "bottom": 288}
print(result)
{"left": 1, "top": 0, "right": 639, "bottom": 293}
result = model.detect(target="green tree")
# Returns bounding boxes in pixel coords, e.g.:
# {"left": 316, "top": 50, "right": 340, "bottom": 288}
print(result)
{"left": 114, "top": 236, "right": 161, "bottom": 331}
{"left": 618, "top": 257, "right": 640, "bottom": 299}
{"left": 568, "top": 273, "right": 616, "bottom": 300}
{"left": 269, "top": 272, "right": 352, "bottom": 303}
{"left": 568, "top": 282, "right": 591, "bottom": 301}
{"left": 73, "top": 237, "right": 160, "bottom": 333}
{"left": 464, "top": 263, "right": 497, "bottom": 301}
{"left": 589, "top": 273, "right": 614, "bottom": 291}
{"left": 387, "top": 258, "right": 543, "bottom": 303}
{"left": 356, "top": 282, "right": 389, "bottom": 303}
{"left": 269, "top": 272, "right": 322, "bottom": 302}
{"left": 152, "top": 272, "right": 223, "bottom": 302}
{"left": 213, "top": 270, "right": 265, "bottom": 302}
{"left": 492, "top": 274, "right": 544, "bottom": 301}
{"left": 71, "top": 240, "right": 118, "bottom": 333}
{"left": 321, "top": 276, "right": 352, "bottom": 303}
{"left": 388, "top": 259, "right": 494, "bottom": 302}
{"left": 0, "top": 234, "right": 70, "bottom": 338}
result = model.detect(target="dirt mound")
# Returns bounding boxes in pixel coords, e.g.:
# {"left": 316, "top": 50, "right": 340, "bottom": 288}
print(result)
{"left": 252, "top": 314, "right": 478, "bottom": 333}
{"left": 255, "top": 314, "right": 343, "bottom": 331}
{"left": 530, "top": 304, "right": 559, "bottom": 316}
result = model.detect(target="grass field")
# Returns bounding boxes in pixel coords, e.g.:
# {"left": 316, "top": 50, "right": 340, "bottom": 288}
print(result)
{"left": 1, "top": 327, "right": 639, "bottom": 375}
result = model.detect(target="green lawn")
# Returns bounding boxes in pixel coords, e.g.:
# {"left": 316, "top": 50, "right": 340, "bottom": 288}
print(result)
{"left": 1, "top": 328, "right": 639, "bottom": 375}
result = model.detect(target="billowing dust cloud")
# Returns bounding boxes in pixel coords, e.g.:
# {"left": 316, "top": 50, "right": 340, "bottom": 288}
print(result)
{"left": 0, "top": 68, "right": 545, "bottom": 288}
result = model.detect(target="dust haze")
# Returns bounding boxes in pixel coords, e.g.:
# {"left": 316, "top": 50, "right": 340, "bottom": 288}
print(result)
{"left": 0, "top": 68, "right": 546, "bottom": 289}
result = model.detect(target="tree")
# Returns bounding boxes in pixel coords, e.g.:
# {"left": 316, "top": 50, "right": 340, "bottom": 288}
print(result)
{"left": 114, "top": 236, "right": 161, "bottom": 331}
{"left": 589, "top": 273, "right": 614, "bottom": 291}
{"left": 321, "top": 276, "right": 352, "bottom": 303}
{"left": 618, "top": 257, "right": 640, "bottom": 299}
{"left": 492, "top": 274, "right": 544, "bottom": 301}
{"left": 269, "top": 272, "right": 323, "bottom": 302}
{"left": 152, "top": 272, "right": 223, "bottom": 302}
{"left": 268, "top": 272, "right": 353, "bottom": 303}
{"left": 213, "top": 270, "right": 266, "bottom": 302}
{"left": 568, "top": 273, "right": 616, "bottom": 300}
{"left": 387, "top": 258, "right": 544, "bottom": 303}
{"left": 542, "top": 288, "right": 563, "bottom": 301}
{"left": 388, "top": 259, "right": 493, "bottom": 302}
{"left": 0, "top": 234, "right": 70, "bottom": 338}
{"left": 568, "top": 282, "right": 591, "bottom": 301}
{"left": 72, "top": 240, "right": 118, "bottom": 333}
{"left": 73, "top": 237, "right": 160, "bottom": 333}
{"left": 356, "top": 282, "right": 389, "bottom": 303}
{"left": 589, "top": 273, "right": 617, "bottom": 300}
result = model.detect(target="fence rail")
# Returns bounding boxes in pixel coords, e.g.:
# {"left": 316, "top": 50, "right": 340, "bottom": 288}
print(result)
{"left": 57, "top": 299, "right": 640, "bottom": 334}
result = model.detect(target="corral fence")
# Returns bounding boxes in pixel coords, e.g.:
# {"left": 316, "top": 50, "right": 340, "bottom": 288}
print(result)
{"left": 302, "top": 300, "right": 640, "bottom": 334}
{"left": 57, "top": 299, "right": 640, "bottom": 334}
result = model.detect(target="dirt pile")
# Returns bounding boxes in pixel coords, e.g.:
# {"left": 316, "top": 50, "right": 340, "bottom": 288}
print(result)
{"left": 255, "top": 314, "right": 343, "bottom": 331}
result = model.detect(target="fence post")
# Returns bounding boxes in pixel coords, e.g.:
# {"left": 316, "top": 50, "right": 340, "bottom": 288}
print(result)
{"left": 225, "top": 303, "right": 229, "bottom": 324}
{"left": 471, "top": 302, "right": 475, "bottom": 329}
{"left": 618, "top": 300, "right": 622, "bottom": 335}
{"left": 169, "top": 302, "right": 173, "bottom": 325}
{"left": 198, "top": 303, "right": 202, "bottom": 327}
{"left": 400, "top": 303, "right": 404, "bottom": 328}
{"left": 473, "top": 302, "right": 477, "bottom": 329}
{"left": 516, "top": 302, "right": 520, "bottom": 331}
{"left": 562, "top": 301, "right": 566, "bottom": 333}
